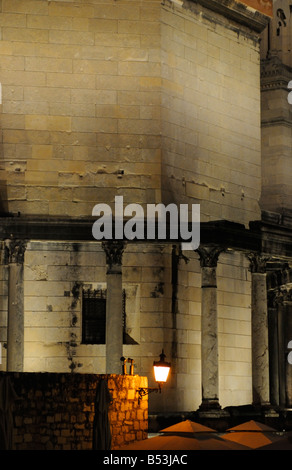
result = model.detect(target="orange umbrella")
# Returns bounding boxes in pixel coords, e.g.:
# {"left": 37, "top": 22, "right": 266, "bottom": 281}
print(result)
{"left": 159, "top": 419, "right": 216, "bottom": 434}
{"left": 257, "top": 435, "right": 292, "bottom": 450}
{"left": 222, "top": 420, "right": 283, "bottom": 449}
{"left": 118, "top": 419, "right": 250, "bottom": 451}
{"left": 117, "top": 434, "right": 249, "bottom": 450}
{"left": 227, "top": 420, "right": 277, "bottom": 432}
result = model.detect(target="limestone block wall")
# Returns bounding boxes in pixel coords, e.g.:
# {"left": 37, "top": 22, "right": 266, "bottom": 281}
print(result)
{"left": 217, "top": 251, "right": 252, "bottom": 407}
{"left": 260, "top": 84, "right": 292, "bottom": 213}
{"left": 0, "top": 0, "right": 162, "bottom": 216}
{"left": 0, "top": 0, "right": 265, "bottom": 415}
{"left": 1, "top": 372, "right": 148, "bottom": 450}
{"left": 160, "top": 0, "right": 262, "bottom": 226}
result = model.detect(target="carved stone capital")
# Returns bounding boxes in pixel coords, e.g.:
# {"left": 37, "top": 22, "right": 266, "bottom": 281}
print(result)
{"left": 248, "top": 252, "right": 269, "bottom": 274}
{"left": 273, "top": 284, "right": 292, "bottom": 306}
{"left": 102, "top": 240, "right": 125, "bottom": 271}
{"left": 196, "top": 245, "right": 224, "bottom": 268}
{"left": 5, "top": 238, "right": 27, "bottom": 264}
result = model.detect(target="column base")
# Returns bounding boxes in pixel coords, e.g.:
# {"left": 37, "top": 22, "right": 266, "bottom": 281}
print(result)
{"left": 252, "top": 401, "right": 279, "bottom": 417}
{"left": 199, "top": 398, "right": 221, "bottom": 410}
{"left": 197, "top": 399, "right": 229, "bottom": 418}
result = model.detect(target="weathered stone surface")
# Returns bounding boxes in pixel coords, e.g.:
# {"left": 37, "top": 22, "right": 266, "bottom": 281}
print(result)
{"left": 0, "top": 372, "right": 148, "bottom": 450}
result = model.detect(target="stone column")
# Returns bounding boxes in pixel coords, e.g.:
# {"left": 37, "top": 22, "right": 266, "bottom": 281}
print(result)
{"left": 274, "top": 285, "right": 292, "bottom": 408}
{"left": 267, "top": 296, "right": 279, "bottom": 407}
{"left": 197, "top": 245, "right": 223, "bottom": 411}
{"left": 5, "top": 238, "right": 26, "bottom": 372}
{"left": 102, "top": 240, "right": 125, "bottom": 374}
{"left": 248, "top": 253, "right": 270, "bottom": 407}
{"left": 275, "top": 290, "right": 287, "bottom": 408}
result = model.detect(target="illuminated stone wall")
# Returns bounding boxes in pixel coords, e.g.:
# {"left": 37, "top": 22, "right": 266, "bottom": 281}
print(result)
{"left": 0, "top": 0, "right": 271, "bottom": 414}
{"left": 0, "top": 0, "right": 162, "bottom": 216}
{"left": 260, "top": 0, "right": 292, "bottom": 214}
{"left": 2, "top": 372, "right": 148, "bottom": 450}
{"left": 161, "top": 0, "right": 263, "bottom": 226}
{"left": 0, "top": 0, "right": 270, "bottom": 222}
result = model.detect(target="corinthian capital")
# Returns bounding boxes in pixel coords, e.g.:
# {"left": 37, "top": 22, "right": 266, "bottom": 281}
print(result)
{"left": 248, "top": 252, "right": 269, "bottom": 274}
{"left": 5, "top": 238, "right": 27, "bottom": 264}
{"left": 102, "top": 240, "right": 126, "bottom": 272}
{"left": 273, "top": 284, "right": 292, "bottom": 306}
{"left": 196, "top": 245, "right": 224, "bottom": 268}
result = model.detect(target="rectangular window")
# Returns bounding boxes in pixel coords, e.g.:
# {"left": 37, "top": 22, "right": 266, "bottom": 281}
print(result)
{"left": 82, "top": 288, "right": 127, "bottom": 344}
{"left": 82, "top": 289, "right": 106, "bottom": 344}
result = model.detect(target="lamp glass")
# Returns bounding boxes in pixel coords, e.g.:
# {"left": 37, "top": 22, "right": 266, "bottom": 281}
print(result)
{"left": 153, "top": 364, "right": 170, "bottom": 383}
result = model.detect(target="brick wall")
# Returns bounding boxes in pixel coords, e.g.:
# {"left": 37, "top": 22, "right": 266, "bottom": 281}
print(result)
{"left": 1, "top": 372, "right": 148, "bottom": 450}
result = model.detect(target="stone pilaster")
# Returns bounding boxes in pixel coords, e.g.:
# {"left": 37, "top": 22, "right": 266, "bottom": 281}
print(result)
{"left": 5, "top": 238, "right": 26, "bottom": 372}
{"left": 248, "top": 252, "right": 271, "bottom": 407}
{"left": 102, "top": 240, "right": 126, "bottom": 374}
{"left": 197, "top": 245, "right": 224, "bottom": 411}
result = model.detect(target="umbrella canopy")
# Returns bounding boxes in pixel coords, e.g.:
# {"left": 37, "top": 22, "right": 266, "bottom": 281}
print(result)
{"left": 257, "top": 435, "right": 292, "bottom": 450}
{"left": 226, "top": 420, "right": 277, "bottom": 432}
{"left": 159, "top": 419, "right": 216, "bottom": 434}
{"left": 118, "top": 434, "right": 249, "bottom": 450}
{"left": 222, "top": 420, "right": 283, "bottom": 449}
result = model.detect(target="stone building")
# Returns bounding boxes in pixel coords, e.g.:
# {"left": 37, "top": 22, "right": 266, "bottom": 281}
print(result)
{"left": 260, "top": 0, "right": 292, "bottom": 410}
{"left": 2, "top": 0, "right": 291, "bottom": 419}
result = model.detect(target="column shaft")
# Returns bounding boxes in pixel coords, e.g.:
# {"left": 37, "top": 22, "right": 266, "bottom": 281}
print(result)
{"left": 106, "top": 264, "right": 123, "bottom": 374}
{"left": 197, "top": 246, "right": 223, "bottom": 411}
{"left": 201, "top": 266, "right": 219, "bottom": 408}
{"left": 6, "top": 239, "right": 26, "bottom": 372}
{"left": 249, "top": 253, "right": 270, "bottom": 407}
{"left": 102, "top": 241, "right": 125, "bottom": 374}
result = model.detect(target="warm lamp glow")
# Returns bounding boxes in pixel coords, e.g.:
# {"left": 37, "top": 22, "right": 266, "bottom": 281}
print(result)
{"left": 137, "top": 350, "right": 171, "bottom": 403}
{"left": 153, "top": 350, "right": 171, "bottom": 384}
{"left": 153, "top": 365, "right": 170, "bottom": 383}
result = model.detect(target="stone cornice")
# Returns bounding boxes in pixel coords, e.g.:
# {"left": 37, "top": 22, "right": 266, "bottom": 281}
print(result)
{"left": 261, "top": 56, "right": 292, "bottom": 91}
{"left": 186, "top": 0, "right": 271, "bottom": 33}
{"left": 261, "top": 118, "right": 292, "bottom": 128}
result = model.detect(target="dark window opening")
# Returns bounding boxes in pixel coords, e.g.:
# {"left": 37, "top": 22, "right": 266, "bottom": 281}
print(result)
{"left": 82, "top": 288, "right": 134, "bottom": 344}
{"left": 82, "top": 288, "right": 107, "bottom": 344}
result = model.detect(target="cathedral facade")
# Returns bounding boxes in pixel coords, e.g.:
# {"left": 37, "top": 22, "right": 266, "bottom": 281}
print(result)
{"left": 3, "top": 0, "right": 291, "bottom": 417}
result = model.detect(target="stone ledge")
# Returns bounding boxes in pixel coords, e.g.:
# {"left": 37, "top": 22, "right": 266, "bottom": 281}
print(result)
{"left": 182, "top": 0, "right": 271, "bottom": 33}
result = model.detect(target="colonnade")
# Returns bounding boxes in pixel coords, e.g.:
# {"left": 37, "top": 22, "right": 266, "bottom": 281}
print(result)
{"left": 4, "top": 237, "right": 272, "bottom": 410}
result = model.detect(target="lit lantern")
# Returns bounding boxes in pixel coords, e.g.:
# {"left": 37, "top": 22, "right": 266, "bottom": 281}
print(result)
{"left": 153, "top": 350, "right": 171, "bottom": 385}
{"left": 138, "top": 350, "right": 171, "bottom": 403}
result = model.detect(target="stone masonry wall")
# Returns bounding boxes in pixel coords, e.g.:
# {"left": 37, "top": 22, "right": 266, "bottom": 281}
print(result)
{"left": 161, "top": 0, "right": 262, "bottom": 226}
{"left": 0, "top": 0, "right": 162, "bottom": 216}
{"left": 1, "top": 372, "right": 148, "bottom": 450}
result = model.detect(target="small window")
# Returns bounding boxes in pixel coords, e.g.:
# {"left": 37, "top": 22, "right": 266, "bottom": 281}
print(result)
{"left": 82, "top": 289, "right": 107, "bottom": 344}
{"left": 82, "top": 288, "right": 127, "bottom": 345}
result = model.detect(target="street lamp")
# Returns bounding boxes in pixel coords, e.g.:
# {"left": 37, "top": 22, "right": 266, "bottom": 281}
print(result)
{"left": 138, "top": 350, "right": 171, "bottom": 403}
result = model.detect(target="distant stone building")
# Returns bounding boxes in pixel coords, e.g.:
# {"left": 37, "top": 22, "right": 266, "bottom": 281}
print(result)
{"left": 3, "top": 0, "right": 291, "bottom": 418}
{"left": 260, "top": 0, "right": 292, "bottom": 410}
